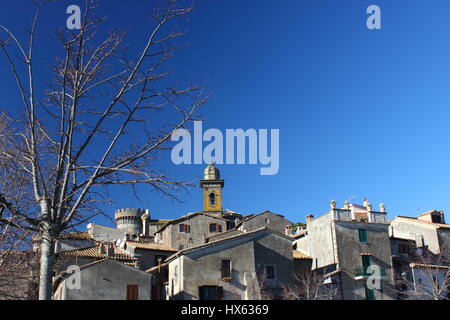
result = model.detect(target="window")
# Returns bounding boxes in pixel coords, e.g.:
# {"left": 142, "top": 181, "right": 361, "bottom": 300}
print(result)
{"left": 265, "top": 218, "right": 270, "bottom": 224}
{"left": 126, "top": 284, "right": 139, "bottom": 300}
{"left": 209, "top": 223, "right": 222, "bottom": 233}
{"left": 221, "top": 260, "right": 231, "bottom": 279}
{"left": 362, "top": 256, "right": 371, "bottom": 272}
{"left": 265, "top": 265, "right": 275, "bottom": 280}
{"left": 358, "top": 229, "right": 368, "bottom": 243}
{"left": 179, "top": 224, "right": 190, "bottom": 233}
{"left": 209, "top": 193, "right": 216, "bottom": 205}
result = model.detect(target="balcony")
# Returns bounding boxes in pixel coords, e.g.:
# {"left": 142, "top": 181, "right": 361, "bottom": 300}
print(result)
{"left": 354, "top": 266, "right": 387, "bottom": 280}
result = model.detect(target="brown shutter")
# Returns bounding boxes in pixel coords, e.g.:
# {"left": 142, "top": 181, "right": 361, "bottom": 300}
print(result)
{"left": 126, "top": 285, "right": 139, "bottom": 300}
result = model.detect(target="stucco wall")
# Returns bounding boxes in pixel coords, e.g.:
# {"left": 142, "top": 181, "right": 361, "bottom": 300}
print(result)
{"left": 160, "top": 214, "right": 228, "bottom": 250}
{"left": 168, "top": 231, "right": 293, "bottom": 300}
{"left": 59, "top": 260, "right": 152, "bottom": 300}
{"left": 238, "top": 211, "right": 292, "bottom": 235}
{"left": 334, "top": 221, "right": 395, "bottom": 300}
{"left": 390, "top": 218, "right": 441, "bottom": 254}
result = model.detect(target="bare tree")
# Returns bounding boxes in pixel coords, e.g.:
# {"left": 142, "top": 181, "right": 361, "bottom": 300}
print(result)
{"left": 282, "top": 270, "right": 338, "bottom": 300}
{"left": 0, "top": 0, "right": 207, "bottom": 299}
{"left": 394, "top": 244, "right": 449, "bottom": 300}
{"left": 0, "top": 222, "right": 37, "bottom": 300}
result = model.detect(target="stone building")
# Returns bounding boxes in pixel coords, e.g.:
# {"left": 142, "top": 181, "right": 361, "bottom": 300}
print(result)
{"left": 390, "top": 210, "right": 450, "bottom": 299}
{"left": 236, "top": 210, "right": 293, "bottom": 235}
{"left": 164, "top": 227, "right": 294, "bottom": 300}
{"left": 41, "top": 163, "right": 450, "bottom": 300}
{"left": 53, "top": 259, "right": 152, "bottom": 300}
{"left": 390, "top": 210, "right": 450, "bottom": 255}
{"left": 293, "top": 200, "right": 396, "bottom": 300}
{"left": 154, "top": 212, "right": 229, "bottom": 250}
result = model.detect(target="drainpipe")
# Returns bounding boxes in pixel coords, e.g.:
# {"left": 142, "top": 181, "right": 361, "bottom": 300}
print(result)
{"left": 411, "top": 267, "right": 417, "bottom": 293}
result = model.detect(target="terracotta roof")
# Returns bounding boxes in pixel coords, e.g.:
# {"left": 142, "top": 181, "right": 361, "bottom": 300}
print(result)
{"left": 396, "top": 216, "right": 450, "bottom": 229}
{"left": 32, "top": 231, "right": 93, "bottom": 243}
{"left": 58, "top": 245, "right": 137, "bottom": 264}
{"left": 410, "top": 263, "right": 450, "bottom": 269}
{"left": 58, "top": 232, "right": 92, "bottom": 241}
{"left": 126, "top": 241, "right": 176, "bottom": 252}
{"left": 418, "top": 210, "right": 443, "bottom": 218}
{"left": 293, "top": 250, "right": 311, "bottom": 260}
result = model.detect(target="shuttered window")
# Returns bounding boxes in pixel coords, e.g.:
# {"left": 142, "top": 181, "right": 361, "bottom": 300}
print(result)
{"left": 209, "top": 223, "right": 222, "bottom": 233}
{"left": 179, "top": 224, "right": 190, "bottom": 233}
{"left": 126, "top": 285, "right": 139, "bottom": 300}
{"left": 358, "top": 229, "right": 368, "bottom": 243}
{"left": 362, "top": 255, "right": 371, "bottom": 271}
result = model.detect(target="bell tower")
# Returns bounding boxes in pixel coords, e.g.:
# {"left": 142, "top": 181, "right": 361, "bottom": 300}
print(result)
{"left": 200, "top": 163, "right": 224, "bottom": 214}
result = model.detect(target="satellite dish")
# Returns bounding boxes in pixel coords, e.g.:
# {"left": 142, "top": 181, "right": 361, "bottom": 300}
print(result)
{"left": 141, "top": 213, "right": 149, "bottom": 220}
{"left": 87, "top": 223, "right": 93, "bottom": 230}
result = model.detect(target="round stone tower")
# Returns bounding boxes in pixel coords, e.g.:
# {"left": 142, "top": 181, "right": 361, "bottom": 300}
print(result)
{"left": 115, "top": 208, "right": 149, "bottom": 236}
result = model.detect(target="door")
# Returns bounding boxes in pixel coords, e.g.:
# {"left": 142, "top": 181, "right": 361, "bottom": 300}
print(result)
{"left": 199, "top": 286, "right": 223, "bottom": 300}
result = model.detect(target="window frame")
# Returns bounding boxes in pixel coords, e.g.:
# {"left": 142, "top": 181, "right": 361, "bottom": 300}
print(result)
{"left": 358, "top": 229, "right": 369, "bottom": 243}
{"left": 221, "top": 259, "right": 232, "bottom": 279}
{"left": 179, "top": 224, "right": 190, "bottom": 233}
{"left": 265, "top": 264, "right": 276, "bottom": 280}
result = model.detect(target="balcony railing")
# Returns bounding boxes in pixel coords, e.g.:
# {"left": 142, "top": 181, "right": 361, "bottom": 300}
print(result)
{"left": 354, "top": 266, "right": 387, "bottom": 279}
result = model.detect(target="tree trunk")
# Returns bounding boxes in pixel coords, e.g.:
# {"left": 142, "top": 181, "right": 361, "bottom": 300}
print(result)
{"left": 38, "top": 225, "right": 56, "bottom": 300}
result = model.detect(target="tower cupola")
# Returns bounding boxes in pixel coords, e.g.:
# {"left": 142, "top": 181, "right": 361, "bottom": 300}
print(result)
{"left": 200, "top": 163, "right": 224, "bottom": 214}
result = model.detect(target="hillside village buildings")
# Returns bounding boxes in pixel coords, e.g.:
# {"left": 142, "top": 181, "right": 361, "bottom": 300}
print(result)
{"left": 32, "top": 164, "right": 450, "bottom": 300}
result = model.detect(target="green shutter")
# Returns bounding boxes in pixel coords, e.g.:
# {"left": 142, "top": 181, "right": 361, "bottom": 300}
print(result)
{"left": 365, "top": 285, "right": 375, "bottom": 300}
{"left": 358, "top": 229, "right": 368, "bottom": 242}
{"left": 362, "top": 255, "right": 371, "bottom": 271}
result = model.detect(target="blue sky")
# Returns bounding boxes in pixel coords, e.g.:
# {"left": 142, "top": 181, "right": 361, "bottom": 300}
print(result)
{"left": 2, "top": 0, "right": 450, "bottom": 228}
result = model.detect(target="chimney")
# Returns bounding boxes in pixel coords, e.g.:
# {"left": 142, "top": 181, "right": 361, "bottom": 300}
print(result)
{"left": 330, "top": 200, "right": 336, "bottom": 210}
{"left": 306, "top": 214, "right": 314, "bottom": 224}
{"left": 379, "top": 203, "right": 386, "bottom": 213}
{"left": 98, "top": 244, "right": 106, "bottom": 255}
{"left": 343, "top": 201, "right": 350, "bottom": 210}
{"left": 141, "top": 210, "right": 150, "bottom": 236}
{"left": 363, "top": 198, "right": 369, "bottom": 208}
{"left": 285, "top": 225, "right": 291, "bottom": 236}
{"left": 106, "top": 244, "right": 114, "bottom": 257}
